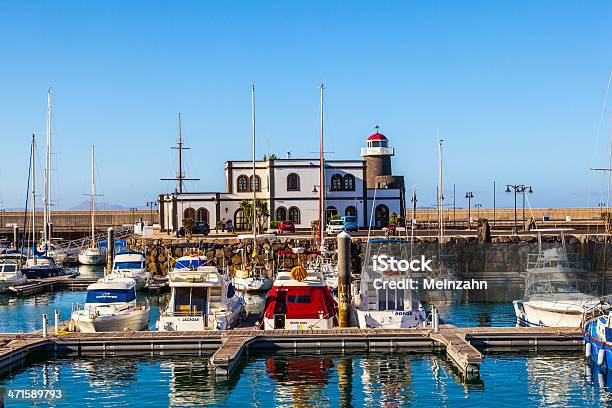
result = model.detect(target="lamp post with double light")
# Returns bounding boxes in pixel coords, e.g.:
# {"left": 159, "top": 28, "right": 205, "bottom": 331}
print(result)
{"left": 465, "top": 192, "right": 474, "bottom": 230}
{"left": 505, "top": 184, "right": 533, "bottom": 234}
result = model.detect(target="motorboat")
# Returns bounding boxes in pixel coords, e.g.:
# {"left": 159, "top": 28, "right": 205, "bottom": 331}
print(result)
{"left": 108, "top": 250, "right": 151, "bottom": 290}
{"left": 583, "top": 311, "right": 612, "bottom": 370}
{"left": 157, "top": 266, "right": 245, "bottom": 331}
{"left": 78, "top": 247, "right": 106, "bottom": 266}
{"left": 22, "top": 255, "right": 67, "bottom": 279}
{"left": 70, "top": 276, "right": 150, "bottom": 332}
{"left": 353, "top": 239, "right": 427, "bottom": 329}
{"left": 262, "top": 266, "right": 338, "bottom": 330}
{"left": 513, "top": 229, "right": 606, "bottom": 327}
{"left": 0, "top": 261, "right": 26, "bottom": 292}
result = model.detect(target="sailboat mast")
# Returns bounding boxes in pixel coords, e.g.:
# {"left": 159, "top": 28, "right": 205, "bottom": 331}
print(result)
{"left": 44, "top": 89, "right": 52, "bottom": 247}
{"left": 251, "top": 85, "right": 257, "bottom": 240}
{"left": 438, "top": 138, "right": 444, "bottom": 242}
{"left": 177, "top": 113, "right": 183, "bottom": 194}
{"left": 91, "top": 145, "right": 95, "bottom": 248}
{"left": 31, "top": 134, "right": 36, "bottom": 263}
{"left": 318, "top": 84, "right": 325, "bottom": 249}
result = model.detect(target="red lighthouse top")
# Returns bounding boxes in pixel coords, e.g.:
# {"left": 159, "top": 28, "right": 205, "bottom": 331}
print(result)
{"left": 367, "top": 132, "right": 388, "bottom": 141}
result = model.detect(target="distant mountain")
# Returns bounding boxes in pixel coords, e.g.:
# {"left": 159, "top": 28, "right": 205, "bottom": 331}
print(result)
{"left": 66, "top": 201, "right": 131, "bottom": 211}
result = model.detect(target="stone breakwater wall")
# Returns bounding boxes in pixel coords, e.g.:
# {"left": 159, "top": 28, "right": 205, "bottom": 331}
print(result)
{"left": 129, "top": 234, "right": 612, "bottom": 279}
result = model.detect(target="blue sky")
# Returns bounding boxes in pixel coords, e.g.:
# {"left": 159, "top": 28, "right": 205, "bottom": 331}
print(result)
{"left": 1, "top": 1, "right": 612, "bottom": 210}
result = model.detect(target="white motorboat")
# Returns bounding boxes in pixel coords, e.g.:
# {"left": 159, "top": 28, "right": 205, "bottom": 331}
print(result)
{"left": 78, "top": 247, "right": 106, "bottom": 266}
{"left": 78, "top": 145, "right": 106, "bottom": 266}
{"left": 0, "top": 262, "right": 26, "bottom": 293}
{"left": 173, "top": 254, "right": 207, "bottom": 271}
{"left": 353, "top": 239, "right": 427, "bottom": 329}
{"left": 71, "top": 276, "right": 150, "bottom": 332}
{"left": 233, "top": 272, "right": 272, "bottom": 293}
{"left": 157, "top": 266, "right": 245, "bottom": 331}
{"left": 513, "top": 229, "right": 607, "bottom": 327}
{"left": 108, "top": 250, "right": 151, "bottom": 290}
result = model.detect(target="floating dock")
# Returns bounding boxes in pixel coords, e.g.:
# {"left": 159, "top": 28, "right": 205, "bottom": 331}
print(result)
{"left": 9, "top": 276, "right": 96, "bottom": 297}
{"left": 0, "top": 326, "right": 583, "bottom": 379}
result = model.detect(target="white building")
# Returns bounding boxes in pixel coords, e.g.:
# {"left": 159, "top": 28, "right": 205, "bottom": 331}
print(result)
{"left": 158, "top": 131, "right": 405, "bottom": 232}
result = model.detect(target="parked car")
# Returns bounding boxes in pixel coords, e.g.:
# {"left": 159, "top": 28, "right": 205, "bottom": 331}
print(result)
{"left": 278, "top": 220, "right": 295, "bottom": 233}
{"left": 326, "top": 219, "right": 345, "bottom": 235}
{"left": 342, "top": 216, "right": 358, "bottom": 232}
{"left": 178, "top": 221, "right": 210, "bottom": 236}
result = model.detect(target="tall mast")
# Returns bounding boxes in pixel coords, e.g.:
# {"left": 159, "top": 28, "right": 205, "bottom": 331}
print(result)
{"left": 91, "top": 145, "right": 95, "bottom": 248}
{"left": 251, "top": 84, "right": 257, "bottom": 240}
{"left": 44, "top": 89, "right": 52, "bottom": 249}
{"left": 31, "top": 134, "right": 37, "bottom": 263}
{"left": 160, "top": 113, "right": 199, "bottom": 192}
{"left": 438, "top": 138, "right": 444, "bottom": 242}
{"left": 318, "top": 84, "right": 325, "bottom": 249}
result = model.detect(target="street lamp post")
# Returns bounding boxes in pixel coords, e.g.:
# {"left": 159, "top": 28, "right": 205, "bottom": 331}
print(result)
{"left": 475, "top": 203, "right": 482, "bottom": 220}
{"left": 505, "top": 184, "right": 533, "bottom": 234}
{"left": 146, "top": 201, "right": 156, "bottom": 224}
{"left": 465, "top": 192, "right": 474, "bottom": 230}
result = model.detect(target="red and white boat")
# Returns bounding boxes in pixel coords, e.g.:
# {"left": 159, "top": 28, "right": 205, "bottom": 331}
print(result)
{"left": 262, "top": 267, "right": 338, "bottom": 330}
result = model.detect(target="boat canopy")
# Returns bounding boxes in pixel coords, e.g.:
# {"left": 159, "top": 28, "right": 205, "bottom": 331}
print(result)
{"left": 174, "top": 255, "right": 207, "bottom": 270}
{"left": 263, "top": 284, "right": 337, "bottom": 320}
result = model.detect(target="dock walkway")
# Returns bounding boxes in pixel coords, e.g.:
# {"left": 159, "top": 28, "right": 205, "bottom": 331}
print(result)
{"left": 0, "top": 326, "right": 583, "bottom": 379}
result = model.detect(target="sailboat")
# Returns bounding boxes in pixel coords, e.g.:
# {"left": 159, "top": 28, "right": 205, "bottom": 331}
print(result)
{"left": 22, "top": 134, "right": 65, "bottom": 278}
{"left": 36, "top": 90, "right": 69, "bottom": 265}
{"left": 78, "top": 145, "right": 106, "bottom": 265}
{"left": 233, "top": 85, "right": 274, "bottom": 293}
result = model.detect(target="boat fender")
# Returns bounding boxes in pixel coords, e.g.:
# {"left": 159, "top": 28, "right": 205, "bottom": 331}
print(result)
{"left": 586, "top": 342, "right": 592, "bottom": 358}
{"left": 597, "top": 348, "right": 606, "bottom": 366}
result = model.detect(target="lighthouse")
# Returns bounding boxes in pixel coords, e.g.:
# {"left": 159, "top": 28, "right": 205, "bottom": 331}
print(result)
{"left": 360, "top": 127, "right": 403, "bottom": 190}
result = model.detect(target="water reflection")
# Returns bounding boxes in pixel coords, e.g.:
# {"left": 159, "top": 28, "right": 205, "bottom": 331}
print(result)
{"left": 360, "top": 353, "right": 414, "bottom": 407}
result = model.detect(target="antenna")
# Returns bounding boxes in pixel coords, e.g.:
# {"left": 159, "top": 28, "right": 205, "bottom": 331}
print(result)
{"left": 161, "top": 112, "right": 200, "bottom": 193}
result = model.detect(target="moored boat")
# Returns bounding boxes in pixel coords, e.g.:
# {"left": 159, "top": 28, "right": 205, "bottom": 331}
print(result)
{"left": 157, "top": 266, "right": 245, "bottom": 331}
{"left": 108, "top": 250, "right": 151, "bottom": 290}
{"left": 22, "top": 255, "right": 67, "bottom": 279}
{"left": 71, "top": 276, "right": 150, "bottom": 332}
{"left": 262, "top": 266, "right": 338, "bottom": 330}
{"left": 0, "top": 261, "right": 26, "bottom": 292}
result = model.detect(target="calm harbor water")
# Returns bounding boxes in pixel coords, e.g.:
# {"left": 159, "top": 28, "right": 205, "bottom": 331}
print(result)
{"left": 0, "top": 271, "right": 601, "bottom": 406}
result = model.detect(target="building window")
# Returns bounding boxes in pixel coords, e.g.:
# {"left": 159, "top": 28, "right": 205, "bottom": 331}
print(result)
{"left": 288, "top": 207, "right": 300, "bottom": 223}
{"left": 234, "top": 209, "right": 247, "bottom": 231}
{"left": 343, "top": 174, "right": 355, "bottom": 191}
{"left": 183, "top": 207, "right": 195, "bottom": 220}
{"left": 249, "top": 175, "right": 261, "bottom": 192}
{"left": 330, "top": 174, "right": 343, "bottom": 191}
{"left": 345, "top": 206, "right": 356, "bottom": 217}
{"left": 375, "top": 204, "right": 389, "bottom": 228}
{"left": 237, "top": 175, "right": 248, "bottom": 192}
{"left": 287, "top": 173, "right": 300, "bottom": 191}
{"left": 196, "top": 208, "right": 209, "bottom": 223}
{"left": 276, "top": 207, "right": 287, "bottom": 221}
{"left": 326, "top": 206, "right": 338, "bottom": 223}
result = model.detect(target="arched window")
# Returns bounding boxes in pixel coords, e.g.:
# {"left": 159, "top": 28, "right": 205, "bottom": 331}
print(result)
{"left": 287, "top": 173, "right": 300, "bottom": 191}
{"left": 345, "top": 206, "right": 356, "bottom": 217}
{"left": 326, "top": 206, "right": 338, "bottom": 223}
{"left": 276, "top": 207, "right": 287, "bottom": 221}
{"left": 375, "top": 204, "right": 389, "bottom": 228}
{"left": 183, "top": 207, "right": 195, "bottom": 220}
{"left": 331, "top": 174, "right": 343, "bottom": 191}
{"left": 234, "top": 209, "right": 247, "bottom": 231}
{"left": 343, "top": 174, "right": 355, "bottom": 191}
{"left": 249, "top": 175, "right": 261, "bottom": 192}
{"left": 288, "top": 207, "right": 300, "bottom": 223}
{"left": 237, "top": 175, "right": 249, "bottom": 192}
{"left": 196, "top": 207, "right": 209, "bottom": 223}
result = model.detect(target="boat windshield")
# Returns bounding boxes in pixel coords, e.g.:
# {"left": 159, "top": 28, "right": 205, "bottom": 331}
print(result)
{"left": 114, "top": 261, "right": 144, "bottom": 270}
{"left": 173, "top": 287, "right": 207, "bottom": 315}
{"left": 525, "top": 271, "right": 592, "bottom": 298}
{"left": 86, "top": 289, "right": 135, "bottom": 303}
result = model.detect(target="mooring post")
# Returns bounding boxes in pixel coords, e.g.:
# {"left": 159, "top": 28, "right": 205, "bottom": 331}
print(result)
{"left": 54, "top": 309, "right": 60, "bottom": 334}
{"left": 337, "top": 231, "right": 351, "bottom": 327}
{"left": 12, "top": 225, "right": 19, "bottom": 250}
{"left": 42, "top": 314, "right": 48, "bottom": 338}
{"left": 107, "top": 227, "right": 115, "bottom": 275}
{"left": 433, "top": 307, "right": 440, "bottom": 333}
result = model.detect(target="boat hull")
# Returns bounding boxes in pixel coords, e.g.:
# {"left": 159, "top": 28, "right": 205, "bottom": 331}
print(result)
{"left": 71, "top": 307, "right": 150, "bottom": 333}
{"left": 513, "top": 300, "right": 584, "bottom": 327}
{"left": 355, "top": 309, "right": 427, "bottom": 329}
{"left": 233, "top": 276, "right": 272, "bottom": 293}
{"left": 263, "top": 316, "right": 336, "bottom": 330}
{"left": 0, "top": 275, "right": 27, "bottom": 292}
{"left": 78, "top": 253, "right": 106, "bottom": 265}
{"left": 22, "top": 266, "right": 67, "bottom": 279}
{"left": 108, "top": 270, "right": 152, "bottom": 290}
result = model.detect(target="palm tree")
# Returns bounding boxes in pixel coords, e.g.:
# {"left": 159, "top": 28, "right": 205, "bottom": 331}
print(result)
{"left": 239, "top": 199, "right": 270, "bottom": 232}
